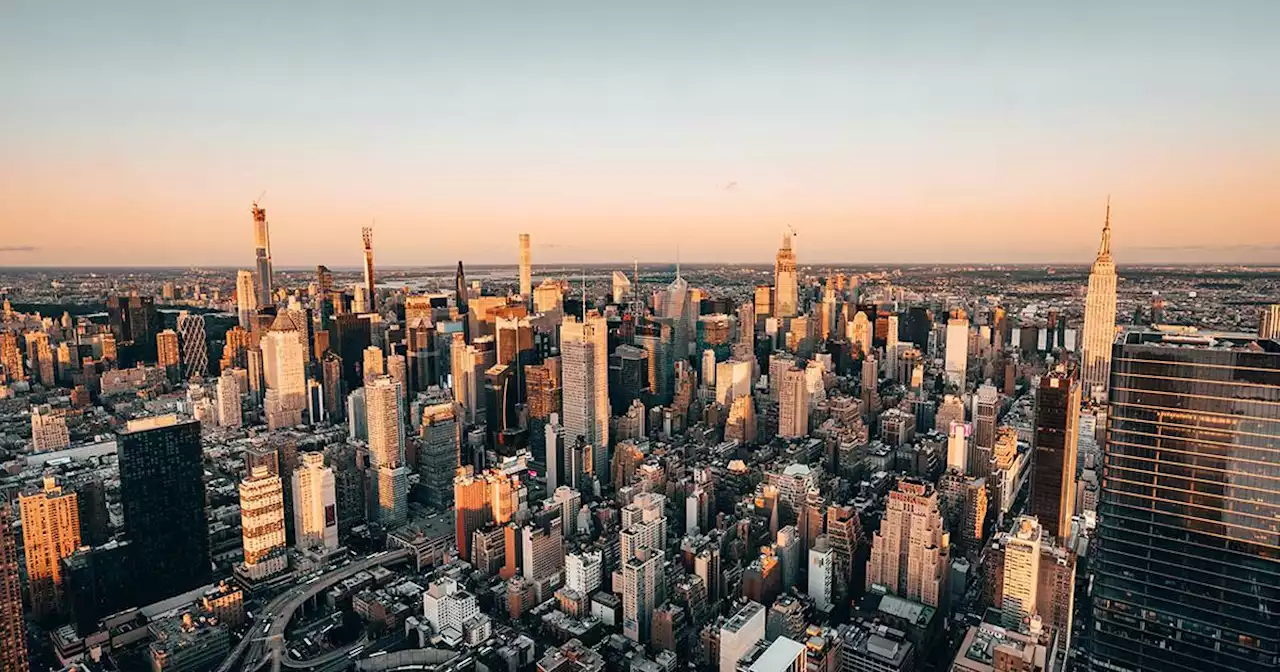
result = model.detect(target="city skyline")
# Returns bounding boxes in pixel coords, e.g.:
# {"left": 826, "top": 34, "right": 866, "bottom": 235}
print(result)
{"left": 3, "top": 3, "right": 1279, "bottom": 267}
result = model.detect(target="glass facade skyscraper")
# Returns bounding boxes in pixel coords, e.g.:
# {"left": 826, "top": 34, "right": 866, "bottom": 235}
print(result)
{"left": 118, "top": 416, "right": 211, "bottom": 606}
{"left": 1092, "top": 332, "right": 1280, "bottom": 672}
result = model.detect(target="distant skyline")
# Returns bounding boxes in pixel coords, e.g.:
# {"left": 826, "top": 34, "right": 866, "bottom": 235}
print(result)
{"left": 2, "top": 2, "right": 1278, "bottom": 266}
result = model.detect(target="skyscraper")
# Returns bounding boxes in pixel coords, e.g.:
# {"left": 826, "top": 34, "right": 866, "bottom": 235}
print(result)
{"left": 774, "top": 230, "right": 798, "bottom": 318}
{"left": 367, "top": 376, "right": 407, "bottom": 525}
{"left": 1080, "top": 199, "right": 1117, "bottom": 400}
{"left": 1000, "top": 517, "right": 1042, "bottom": 630}
{"left": 944, "top": 311, "right": 969, "bottom": 389}
{"left": 1092, "top": 332, "right": 1280, "bottom": 672}
{"left": 623, "top": 548, "right": 661, "bottom": 644}
{"left": 252, "top": 200, "right": 274, "bottom": 307}
{"left": 612, "top": 270, "right": 632, "bottom": 305}
{"left": 663, "top": 268, "right": 693, "bottom": 360}
{"left": 156, "top": 328, "right": 181, "bottom": 383}
{"left": 778, "top": 366, "right": 809, "bottom": 439}
{"left": 293, "top": 452, "right": 338, "bottom": 551}
{"left": 238, "top": 465, "right": 287, "bottom": 578}
{"left": 419, "top": 401, "right": 461, "bottom": 507}
{"left": 176, "top": 311, "right": 208, "bottom": 379}
{"left": 0, "top": 504, "right": 28, "bottom": 672}
{"left": 1030, "top": 367, "right": 1079, "bottom": 539}
{"left": 560, "top": 313, "right": 609, "bottom": 479}
{"left": 362, "top": 226, "right": 377, "bottom": 312}
{"left": 235, "top": 269, "right": 257, "bottom": 329}
{"left": 216, "top": 369, "right": 241, "bottom": 428}
{"left": 106, "top": 295, "right": 161, "bottom": 363}
{"left": 970, "top": 383, "right": 998, "bottom": 478}
{"left": 19, "top": 477, "right": 81, "bottom": 618}
{"left": 118, "top": 416, "right": 211, "bottom": 604}
{"left": 518, "top": 233, "right": 532, "bottom": 301}
{"left": 262, "top": 315, "right": 309, "bottom": 429}
{"left": 866, "top": 479, "right": 949, "bottom": 608}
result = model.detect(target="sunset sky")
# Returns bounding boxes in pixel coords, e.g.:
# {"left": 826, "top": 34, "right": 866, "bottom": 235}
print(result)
{"left": 2, "top": 2, "right": 1278, "bottom": 267}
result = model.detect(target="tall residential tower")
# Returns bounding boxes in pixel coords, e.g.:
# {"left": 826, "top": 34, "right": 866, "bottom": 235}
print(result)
{"left": 518, "top": 233, "right": 532, "bottom": 301}
{"left": 362, "top": 226, "right": 376, "bottom": 312}
{"left": 252, "top": 200, "right": 274, "bottom": 307}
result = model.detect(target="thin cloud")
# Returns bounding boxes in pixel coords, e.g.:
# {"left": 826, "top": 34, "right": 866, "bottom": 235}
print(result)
{"left": 0, "top": 246, "right": 38, "bottom": 252}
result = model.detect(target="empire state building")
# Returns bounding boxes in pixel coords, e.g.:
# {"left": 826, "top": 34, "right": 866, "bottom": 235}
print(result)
{"left": 1081, "top": 200, "right": 1117, "bottom": 401}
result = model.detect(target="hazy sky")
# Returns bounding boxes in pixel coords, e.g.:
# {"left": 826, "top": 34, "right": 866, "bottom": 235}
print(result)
{"left": 2, "top": 2, "right": 1278, "bottom": 267}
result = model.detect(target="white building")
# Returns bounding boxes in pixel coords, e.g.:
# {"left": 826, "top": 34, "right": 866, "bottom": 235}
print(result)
{"left": 261, "top": 318, "right": 308, "bottom": 429}
{"left": 715, "top": 359, "right": 753, "bottom": 406}
{"left": 423, "top": 578, "right": 480, "bottom": 645}
{"left": 293, "top": 452, "right": 338, "bottom": 551}
{"left": 552, "top": 486, "right": 582, "bottom": 538}
{"left": 367, "top": 376, "right": 407, "bottom": 524}
{"left": 945, "top": 315, "right": 969, "bottom": 389}
{"left": 720, "top": 600, "right": 766, "bottom": 672}
{"left": 622, "top": 548, "right": 661, "bottom": 644}
{"left": 216, "top": 370, "right": 241, "bottom": 429}
{"left": 565, "top": 550, "right": 603, "bottom": 595}
{"left": 777, "top": 367, "right": 808, "bottom": 439}
{"left": 747, "top": 637, "right": 806, "bottom": 672}
{"left": 807, "top": 536, "right": 833, "bottom": 611}
{"left": 560, "top": 313, "right": 609, "bottom": 479}
{"left": 620, "top": 493, "right": 666, "bottom": 562}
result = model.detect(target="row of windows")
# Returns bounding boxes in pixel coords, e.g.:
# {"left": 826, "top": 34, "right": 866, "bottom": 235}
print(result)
{"left": 1096, "top": 536, "right": 1278, "bottom": 602}
{"left": 1100, "top": 489, "right": 1280, "bottom": 542}
{"left": 1105, "top": 452, "right": 1280, "bottom": 492}
{"left": 1097, "top": 503, "right": 1280, "bottom": 562}
{"left": 1103, "top": 475, "right": 1279, "bottom": 521}
{"left": 1094, "top": 570, "right": 1272, "bottom": 631}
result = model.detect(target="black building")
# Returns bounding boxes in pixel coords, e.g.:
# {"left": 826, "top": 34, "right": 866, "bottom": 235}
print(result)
{"left": 1092, "top": 333, "right": 1280, "bottom": 672}
{"left": 329, "top": 313, "right": 372, "bottom": 392}
{"left": 62, "top": 541, "right": 133, "bottom": 635}
{"left": 118, "top": 417, "right": 210, "bottom": 605}
{"left": 1030, "top": 367, "right": 1079, "bottom": 539}
{"left": 106, "top": 295, "right": 161, "bottom": 364}
{"left": 608, "top": 344, "right": 650, "bottom": 415}
{"left": 905, "top": 306, "right": 932, "bottom": 350}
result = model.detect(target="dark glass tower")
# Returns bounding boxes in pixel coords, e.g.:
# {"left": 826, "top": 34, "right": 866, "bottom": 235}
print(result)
{"left": 118, "top": 417, "right": 211, "bottom": 605}
{"left": 1092, "top": 333, "right": 1280, "bottom": 672}
{"left": 106, "top": 295, "right": 161, "bottom": 364}
{"left": 1031, "top": 367, "right": 1080, "bottom": 539}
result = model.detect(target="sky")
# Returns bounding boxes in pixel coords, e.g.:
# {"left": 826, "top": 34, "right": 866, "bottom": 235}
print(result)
{"left": 1, "top": 1, "right": 1278, "bottom": 267}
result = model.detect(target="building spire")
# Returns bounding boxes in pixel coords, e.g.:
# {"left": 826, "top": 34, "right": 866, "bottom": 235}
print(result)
{"left": 676, "top": 244, "right": 681, "bottom": 280}
{"left": 1097, "top": 196, "right": 1112, "bottom": 260}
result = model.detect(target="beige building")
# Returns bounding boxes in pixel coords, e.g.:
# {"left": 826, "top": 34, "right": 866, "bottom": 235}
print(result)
{"left": 19, "top": 478, "right": 80, "bottom": 618}
{"left": 866, "top": 479, "right": 949, "bottom": 608}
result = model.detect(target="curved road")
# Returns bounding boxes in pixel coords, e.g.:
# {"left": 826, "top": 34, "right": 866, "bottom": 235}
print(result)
{"left": 217, "top": 548, "right": 413, "bottom": 672}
